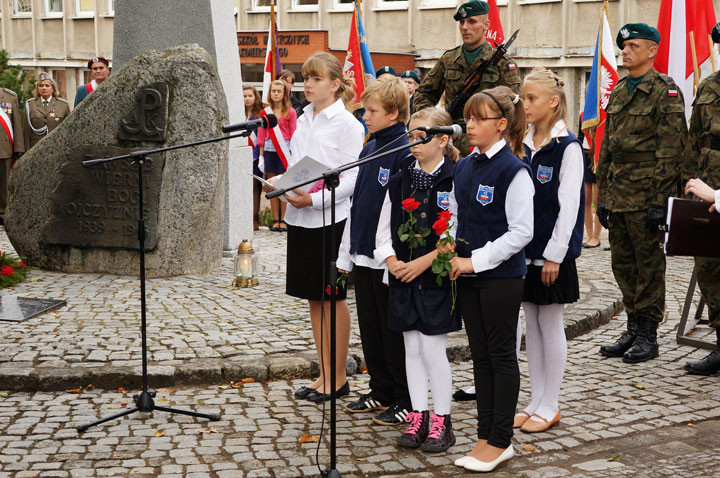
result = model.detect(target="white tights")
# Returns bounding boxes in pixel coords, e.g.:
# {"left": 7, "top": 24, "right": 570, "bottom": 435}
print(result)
{"left": 463, "top": 316, "right": 523, "bottom": 395}
{"left": 521, "top": 302, "right": 567, "bottom": 421}
{"left": 403, "top": 330, "right": 452, "bottom": 415}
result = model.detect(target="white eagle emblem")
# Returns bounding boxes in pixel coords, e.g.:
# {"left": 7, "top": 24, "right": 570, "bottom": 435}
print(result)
{"left": 620, "top": 28, "right": 630, "bottom": 39}
{"left": 460, "top": 7, "right": 467, "bottom": 18}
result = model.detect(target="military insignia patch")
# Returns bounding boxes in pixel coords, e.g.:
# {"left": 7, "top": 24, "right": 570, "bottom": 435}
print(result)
{"left": 621, "top": 28, "right": 630, "bottom": 39}
{"left": 476, "top": 184, "right": 494, "bottom": 206}
{"left": 377, "top": 167, "right": 390, "bottom": 186}
{"left": 437, "top": 191, "right": 451, "bottom": 210}
{"left": 508, "top": 64, "right": 517, "bottom": 70}
{"left": 668, "top": 89, "right": 678, "bottom": 97}
{"left": 460, "top": 7, "right": 466, "bottom": 18}
{"left": 537, "top": 165, "right": 553, "bottom": 184}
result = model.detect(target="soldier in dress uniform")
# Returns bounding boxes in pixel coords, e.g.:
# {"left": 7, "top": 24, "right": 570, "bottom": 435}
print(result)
{"left": 596, "top": 23, "right": 688, "bottom": 364}
{"left": 74, "top": 56, "right": 109, "bottom": 107}
{"left": 24, "top": 73, "right": 70, "bottom": 149}
{"left": 0, "top": 87, "right": 25, "bottom": 223}
{"left": 683, "top": 23, "right": 720, "bottom": 376}
{"left": 412, "top": 0, "right": 522, "bottom": 156}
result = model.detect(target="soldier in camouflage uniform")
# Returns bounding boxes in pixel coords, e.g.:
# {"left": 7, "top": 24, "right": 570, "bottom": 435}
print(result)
{"left": 683, "top": 23, "right": 720, "bottom": 376}
{"left": 596, "top": 23, "right": 687, "bottom": 364}
{"left": 412, "top": 0, "right": 521, "bottom": 157}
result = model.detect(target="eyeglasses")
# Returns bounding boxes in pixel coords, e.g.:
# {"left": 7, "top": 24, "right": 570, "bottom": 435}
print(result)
{"left": 408, "top": 133, "right": 428, "bottom": 142}
{"left": 464, "top": 116, "right": 503, "bottom": 124}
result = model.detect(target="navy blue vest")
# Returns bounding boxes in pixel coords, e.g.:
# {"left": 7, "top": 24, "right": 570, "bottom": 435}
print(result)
{"left": 349, "top": 122, "right": 408, "bottom": 258}
{"left": 455, "top": 145, "right": 530, "bottom": 279}
{"left": 388, "top": 156, "right": 455, "bottom": 290}
{"left": 522, "top": 134, "right": 585, "bottom": 261}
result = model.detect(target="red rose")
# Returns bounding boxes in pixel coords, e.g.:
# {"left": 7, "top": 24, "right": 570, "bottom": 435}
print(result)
{"left": 402, "top": 198, "right": 420, "bottom": 212}
{"left": 438, "top": 211, "right": 452, "bottom": 222}
{"left": 432, "top": 218, "right": 449, "bottom": 236}
{"left": 325, "top": 285, "right": 338, "bottom": 296}
{"left": 17, "top": 262, "right": 26, "bottom": 267}
{"left": 1, "top": 265, "right": 14, "bottom": 276}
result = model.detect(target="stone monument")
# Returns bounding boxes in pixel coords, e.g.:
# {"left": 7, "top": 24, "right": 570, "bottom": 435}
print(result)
{"left": 5, "top": 45, "right": 228, "bottom": 276}
{"left": 113, "top": 0, "right": 251, "bottom": 251}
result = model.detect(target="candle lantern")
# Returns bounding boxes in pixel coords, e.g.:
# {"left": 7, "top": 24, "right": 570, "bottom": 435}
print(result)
{"left": 233, "top": 239, "right": 258, "bottom": 287}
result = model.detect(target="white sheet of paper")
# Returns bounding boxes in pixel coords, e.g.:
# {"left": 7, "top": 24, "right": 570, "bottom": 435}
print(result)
{"left": 274, "top": 155, "right": 332, "bottom": 197}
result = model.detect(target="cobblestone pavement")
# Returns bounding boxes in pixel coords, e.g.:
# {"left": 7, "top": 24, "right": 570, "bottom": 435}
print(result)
{"left": 0, "top": 228, "right": 624, "bottom": 391}
{"left": 1, "top": 228, "right": 718, "bottom": 477}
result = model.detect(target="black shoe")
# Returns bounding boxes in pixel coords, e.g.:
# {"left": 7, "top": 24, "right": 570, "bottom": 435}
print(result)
{"left": 600, "top": 316, "right": 639, "bottom": 357}
{"left": 373, "top": 403, "right": 410, "bottom": 426}
{"left": 294, "top": 385, "right": 317, "bottom": 399}
{"left": 306, "top": 381, "right": 350, "bottom": 403}
{"left": 684, "top": 349, "right": 720, "bottom": 376}
{"left": 452, "top": 389, "right": 476, "bottom": 402}
{"left": 420, "top": 413, "right": 456, "bottom": 453}
{"left": 344, "top": 393, "right": 388, "bottom": 413}
{"left": 623, "top": 319, "right": 659, "bottom": 364}
{"left": 397, "top": 410, "right": 430, "bottom": 448}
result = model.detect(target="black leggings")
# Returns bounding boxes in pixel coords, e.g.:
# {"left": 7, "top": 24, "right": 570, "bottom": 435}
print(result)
{"left": 458, "top": 277, "right": 523, "bottom": 449}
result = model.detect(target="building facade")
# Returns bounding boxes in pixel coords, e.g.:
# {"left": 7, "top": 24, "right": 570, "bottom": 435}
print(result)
{"left": 1, "top": 0, "right": 719, "bottom": 125}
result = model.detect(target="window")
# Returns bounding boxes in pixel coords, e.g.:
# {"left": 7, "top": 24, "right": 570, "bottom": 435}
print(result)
{"left": 292, "top": 0, "right": 318, "bottom": 9}
{"left": 76, "top": 0, "right": 95, "bottom": 17}
{"left": 107, "top": 0, "right": 114, "bottom": 15}
{"left": 12, "top": 0, "right": 32, "bottom": 16}
{"left": 251, "top": 0, "right": 272, "bottom": 11}
{"left": 45, "top": 0, "right": 63, "bottom": 16}
{"left": 377, "top": 0, "right": 408, "bottom": 10}
{"left": 332, "top": 0, "right": 355, "bottom": 9}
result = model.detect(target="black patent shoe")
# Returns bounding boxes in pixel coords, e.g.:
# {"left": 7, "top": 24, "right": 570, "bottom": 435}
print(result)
{"left": 294, "top": 386, "right": 318, "bottom": 399}
{"left": 306, "top": 381, "right": 350, "bottom": 403}
{"left": 600, "top": 330, "right": 637, "bottom": 357}
{"left": 685, "top": 349, "right": 720, "bottom": 376}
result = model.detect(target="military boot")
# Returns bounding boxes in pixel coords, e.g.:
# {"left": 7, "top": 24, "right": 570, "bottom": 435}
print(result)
{"left": 622, "top": 319, "right": 660, "bottom": 363}
{"left": 600, "top": 314, "right": 639, "bottom": 357}
{"left": 684, "top": 328, "right": 720, "bottom": 376}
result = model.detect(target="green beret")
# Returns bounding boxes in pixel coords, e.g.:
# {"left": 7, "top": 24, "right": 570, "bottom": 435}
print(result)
{"left": 400, "top": 70, "right": 420, "bottom": 84}
{"left": 616, "top": 23, "right": 661, "bottom": 49}
{"left": 454, "top": 0, "right": 489, "bottom": 21}
{"left": 375, "top": 66, "right": 398, "bottom": 77}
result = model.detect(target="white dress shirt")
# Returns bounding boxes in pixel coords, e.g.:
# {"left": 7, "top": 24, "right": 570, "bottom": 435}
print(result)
{"left": 283, "top": 99, "right": 365, "bottom": 229}
{"left": 336, "top": 206, "right": 387, "bottom": 272}
{"left": 523, "top": 121, "right": 584, "bottom": 265}
{"left": 454, "top": 139, "right": 535, "bottom": 274}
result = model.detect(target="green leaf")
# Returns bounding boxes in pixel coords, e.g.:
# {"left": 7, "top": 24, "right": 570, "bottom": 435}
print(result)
{"left": 399, "top": 233, "right": 409, "bottom": 242}
{"left": 417, "top": 237, "right": 426, "bottom": 246}
{"left": 436, "top": 275, "right": 443, "bottom": 286}
{"left": 421, "top": 228, "right": 431, "bottom": 237}
{"left": 607, "top": 456, "right": 620, "bottom": 462}
{"left": 445, "top": 262, "right": 453, "bottom": 271}
{"left": 456, "top": 237, "right": 470, "bottom": 244}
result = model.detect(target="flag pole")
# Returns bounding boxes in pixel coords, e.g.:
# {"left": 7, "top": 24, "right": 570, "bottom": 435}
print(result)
{"left": 689, "top": 31, "right": 701, "bottom": 92}
{"left": 357, "top": 0, "right": 362, "bottom": 17}
{"left": 710, "top": 35, "right": 717, "bottom": 73}
{"left": 270, "top": 0, "right": 277, "bottom": 80}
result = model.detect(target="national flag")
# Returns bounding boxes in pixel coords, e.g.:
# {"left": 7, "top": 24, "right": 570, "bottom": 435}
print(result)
{"left": 484, "top": 0, "right": 504, "bottom": 45}
{"left": 582, "top": 3, "right": 618, "bottom": 165}
{"left": 343, "top": 2, "right": 375, "bottom": 105}
{"left": 261, "top": 22, "right": 274, "bottom": 105}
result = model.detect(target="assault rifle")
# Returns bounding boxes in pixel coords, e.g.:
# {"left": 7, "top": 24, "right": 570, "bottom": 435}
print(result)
{"left": 446, "top": 29, "right": 520, "bottom": 121}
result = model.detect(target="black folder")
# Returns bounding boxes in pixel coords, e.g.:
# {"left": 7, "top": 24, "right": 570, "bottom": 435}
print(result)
{"left": 665, "top": 197, "right": 720, "bottom": 259}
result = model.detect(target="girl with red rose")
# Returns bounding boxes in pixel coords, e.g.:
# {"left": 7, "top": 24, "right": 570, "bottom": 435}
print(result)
{"left": 375, "top": 107, "right": 460, "bottom": 453}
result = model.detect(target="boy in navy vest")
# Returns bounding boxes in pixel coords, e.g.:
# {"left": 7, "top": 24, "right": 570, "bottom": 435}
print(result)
{"left": 337, "top": 76, "right": 412, "bottom": 425}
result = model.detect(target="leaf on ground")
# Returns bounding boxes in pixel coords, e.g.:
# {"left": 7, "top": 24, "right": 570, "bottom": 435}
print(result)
{"left": 199, "top": 428, "right": 219, "bottom": 434}
{"left": 156, "top": 388, "right": 173, "bottom": 394}
{"left": 115, "top": 402, "right": 128, "bottom": 406}
{"left": 51, "top": 313, "right": 61, "bottom": 317}
{"left": 607, "top": 455, "right": 620, "bottom": 462}
{"left": 218, "top": 385, "right": 229, "bottom": 390}
{"left": 157, "top": 397, "right": 166, "bottom": 402}
{"left": 633, "top": 384, "right": 645, "bottom": 390}
{"left": 611, "top": 315, "right": 618, "bottom": 320}
{"left": 65, "top": 387, "right": 82, "bottom": 394}
{"left": 0, "top": 392, "right": 7, "bottom": 397}
{"left": 687, "top": 423, "right": 694, "bottom": 427}
{"left": 522, "top": 443, "right": 536, "bottom": 452}
{"left": 85, "top": 384, "right": 95, "bottom": 391}
{"left": 116, "top": 387, "right": 126, "bottom": 393}
{"left": 29, "top": 278, "right": 42, "bottom": 281}
{"left": 53, "top": 328, "right": 59, "bottom": 332}
{"left": 299, "top": 433, "right": 319, "bottom": 443}
{"left": 356, "top": 457, "right": 366, "bottom": 461}
{"left": 359, "top": 366, "right": 368, "bottom": 374}
{"left": 155, "top": 430, "right": 165, "bottom": 437}
{"left": 241, "top": 377, "right": 255, "bottom": 384}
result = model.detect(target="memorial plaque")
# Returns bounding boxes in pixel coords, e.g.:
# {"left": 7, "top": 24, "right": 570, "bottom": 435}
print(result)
{"left": 0, "top": 296, "right": 66, "bottom": 323}
{"left": 118, "top": 82, "right": 169, "bottom": 142}
{"left": 44, "top": 146, "right": 165, "bottom": 251}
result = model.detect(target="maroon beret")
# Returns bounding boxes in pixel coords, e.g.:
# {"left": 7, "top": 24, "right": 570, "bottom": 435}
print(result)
{"left": 88, "top": 57, "right": 109, "bottom": 69}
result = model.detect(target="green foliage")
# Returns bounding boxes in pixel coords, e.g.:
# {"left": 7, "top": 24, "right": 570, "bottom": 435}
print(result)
{"left": 0, "top": 250, "right": 33, "bottom": 289}
{"left": 0, "top": 50, "right": 36, "bottom": 111}
{"left": 258, "top": 207, "right": 274, "bottom": 228}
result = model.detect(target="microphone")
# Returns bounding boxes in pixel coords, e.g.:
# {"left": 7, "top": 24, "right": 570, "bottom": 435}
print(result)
{"left": 222, "top": 114, "right": 277, "bottom": 134}
{"left": 417, "top": 124, "right": 463, "bottom": 139}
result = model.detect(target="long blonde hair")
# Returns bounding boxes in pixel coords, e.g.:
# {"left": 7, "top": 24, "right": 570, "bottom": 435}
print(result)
{"left": 301, "top": 52, "right": 356, "bottom": 109}
{"left": 463, "top": 86, "right": 526, "bottom": 157}
{"left": 410, "top": 107, "right": 460, "bottom": 162}
{"left": 523, "top": 67, "right": 568, "bottom": 148}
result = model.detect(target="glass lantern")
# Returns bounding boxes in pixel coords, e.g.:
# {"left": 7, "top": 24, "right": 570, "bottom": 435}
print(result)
{"left": 232, "top": 239, "right": 258, "bottom": 287}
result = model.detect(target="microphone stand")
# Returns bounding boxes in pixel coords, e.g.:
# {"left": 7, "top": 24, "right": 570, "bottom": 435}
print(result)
{"left": 267, "top": 135, "right": 434, "bottom": 477}
{"left": 77, "top": 129, "right": 253, "bottom": 432}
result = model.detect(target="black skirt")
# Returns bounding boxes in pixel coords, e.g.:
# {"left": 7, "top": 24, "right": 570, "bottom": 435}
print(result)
{"left": 522, "top": 258, "right": 580, "bottom": 305}
{"left": 286, "top": 220, "right": 348, "bottom": 301}
{"left": 388, "top": 286, "right": 462, "bottom": 336}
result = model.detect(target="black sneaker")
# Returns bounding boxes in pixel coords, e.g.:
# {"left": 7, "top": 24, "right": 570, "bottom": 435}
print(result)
{"left": 373, "top": 403, "right": 410, "bottom": 426}
{"left": 396, "top": 410, "right": 430, "bottom": 448}
{"left": 344, "top": 393, "right": 388, "bottom": 413}
{"left": 420, "top": 413, "right": 456, "bottom": 453}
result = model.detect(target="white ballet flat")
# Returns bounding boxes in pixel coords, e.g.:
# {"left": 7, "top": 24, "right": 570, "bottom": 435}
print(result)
{"left": 454, "top": 456, "right": 472, "bottom": 467}
{"left": 463, "top": 445, "right": 515, "bottom": 472}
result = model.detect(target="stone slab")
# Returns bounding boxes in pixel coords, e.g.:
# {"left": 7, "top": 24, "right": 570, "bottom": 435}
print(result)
{"left": 0, "top": 296, "right": 66, "bottom": 323}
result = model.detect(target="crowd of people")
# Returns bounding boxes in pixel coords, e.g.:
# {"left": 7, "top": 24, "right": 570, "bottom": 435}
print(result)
{"left": 260, "top": 0, "right": 720, "bottom": 472}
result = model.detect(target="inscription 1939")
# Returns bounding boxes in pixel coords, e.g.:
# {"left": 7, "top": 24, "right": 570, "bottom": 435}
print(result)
{"left": 44, "top": 146, "right": 165, "bottom": 250}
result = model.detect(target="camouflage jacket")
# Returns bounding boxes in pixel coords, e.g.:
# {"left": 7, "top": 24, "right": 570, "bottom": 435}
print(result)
{"left": 596, "top": 68, "right": 687, "bottom": 212}
{"left": 412, "top": 42, "right": 522, "bottom": 119}
{"left": 685, "top": 71, "right": 720, "bottom": 190}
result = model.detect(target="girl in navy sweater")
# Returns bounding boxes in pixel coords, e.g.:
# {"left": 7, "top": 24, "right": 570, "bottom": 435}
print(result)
{"left": 514, "top": 68, "right": 584, "bottom": 433}
{"left": 448, "top": 86, "right": 534, "bottom": 472}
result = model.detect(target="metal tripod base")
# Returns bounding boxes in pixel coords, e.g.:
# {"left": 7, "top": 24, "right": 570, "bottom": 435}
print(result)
{"left": 322, "top": 469, "right": 342, "bottom": 478}
{"left": 77, "top": 389, "right": 221, "bottom": 433}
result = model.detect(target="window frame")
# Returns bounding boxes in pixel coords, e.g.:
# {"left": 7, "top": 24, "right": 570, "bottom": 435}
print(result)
{"left": 44, "top": 0, "right": 64, "bottom": 17}
{"left": 330, "top": 0, "right": 355, "bottom": 11}
{"left": 107, "top": 0, "right": 114, "bottom": 16}
{"left": 250, "top": 0, "right": 271, "bottom": 12}
{"left": 75, "top": 0, "right": 96, "bottom": 18}
{"left": 290, "top": 0, "right": 319, "bottom": 12}
{"left": 375, "top": 0, "right": 409, "bottom": 11}
{"left": 12, "top": 0, "right": 33, "bottom": 17}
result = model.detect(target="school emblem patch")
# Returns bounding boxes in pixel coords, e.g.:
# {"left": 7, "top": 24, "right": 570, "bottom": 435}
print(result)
{"left": 537, "top": 165, "right": 553, "bottom": 184}
{"left": 476, "top": 184, "right": 494, "bottom": 206}
{"left": 437, "top": 191, "right": 451, "bottom": 210}
{"left": 377, "top": 167, "right": 390, "bottom": 186}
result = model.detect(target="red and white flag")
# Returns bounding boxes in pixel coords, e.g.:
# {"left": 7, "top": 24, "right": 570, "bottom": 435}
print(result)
{"left": 484, "top": 0, "right": 504, "bottom": 45}
{"left": 0, "top": 108, "right": 14, "bottom": 151}
{"left": 262, "top": 106, "right": 291, "bottom": 169}
{"left": 261, "top": 23, "right": 274, "bottom": 105}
